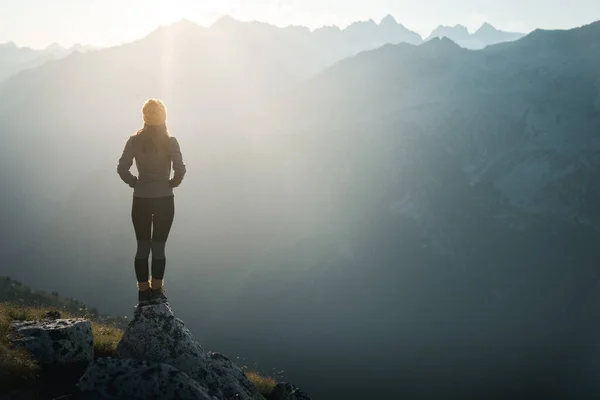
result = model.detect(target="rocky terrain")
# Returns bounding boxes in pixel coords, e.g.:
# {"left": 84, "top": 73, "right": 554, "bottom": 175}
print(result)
{"left": 4, "top": 299, "right": 311, "bottom": 400}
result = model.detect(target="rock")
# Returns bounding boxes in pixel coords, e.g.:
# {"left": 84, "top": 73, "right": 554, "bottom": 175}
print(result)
{"left": 205, "top": 351, "right": 265, "bottom": 400}
{"left": 267, "top": 383, "right": 312, "bottom": 400}
{"left": 43, "top": 310, "right": 62, "bottom": 320}
{"left": 115, "top": 302, "right": 207, "bottom": 378}
{"left": 116, "top": 302, "right": 264, "bottom": 400}
{"left": 10, "top": 318, "right": 93, "bottom": 365}
{"left": 77, "top": 358, "right": 214, "bottom": 400}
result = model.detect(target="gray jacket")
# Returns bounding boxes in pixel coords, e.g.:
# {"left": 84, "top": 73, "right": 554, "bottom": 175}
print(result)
{"left": 117, "top": 135, "right": 186, "bottom": 198}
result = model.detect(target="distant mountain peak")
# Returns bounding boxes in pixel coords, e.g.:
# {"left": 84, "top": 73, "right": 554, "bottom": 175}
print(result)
{"left": 430, "top": 24, "right": 470, "bottom": 34}
{"left": 163, "top": 18, "right": 201, "bottom": 31}
{"left": 177, "top": 18, "right": 200, "bottom": 26}
{"left": 314, "top": 25, "right": 342, "bottom": 33}
{"left": 347, "top": 19, "right": 378, "bottom": 29}
{"left": 433, "top": 24, "right": 468, "bottom": 30}
{"left": 211, "top": 15, "right": 240, "bottom": 29}
{"left": 46, "top": 42, "right": 64, "bottom": 51}
{"left": 422, "top": 36, "right": 462, "bottom": 50}
{"left": 380, "top": 14, "right": 398, "bottom": 27}
{"left": 0, "top": 41, "right": 17, "bottom": 49}
{"left": 68, "top": 43, "right": 97, "bottom": 52}
{"left": 376, "top": 14, "right": 422, "bottom": 44}
{"left": 344, "top": 18, "right": 380, "bottom": 38}
{"left": 475, "top": 22, "right": 499, "bottom": 34}
{"left": 145, "top": 18, "right": 204, "bottom": 42}
{"left": 449, "top": 24, "right": 469, "bottom": 34}
{"left": 472, "top": 22, "right": 525, "bottom": 45}
{"left": 426, "top": 24, "right": 472, "bottom": 42}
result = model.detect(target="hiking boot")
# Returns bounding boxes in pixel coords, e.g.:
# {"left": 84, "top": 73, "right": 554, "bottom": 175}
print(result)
{"left": 151, "top": 287, "right": 168, "bottom": 303}
{"left": 138, "top": 289, "right": 153, "bottom": 305}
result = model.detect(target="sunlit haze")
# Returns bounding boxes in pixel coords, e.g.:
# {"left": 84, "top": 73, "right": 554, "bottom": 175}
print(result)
{"left": 1, "top": 0, "right": 599, "bottom": 48}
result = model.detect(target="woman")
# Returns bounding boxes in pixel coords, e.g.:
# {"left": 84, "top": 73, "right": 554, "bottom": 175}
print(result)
{"left": 117, "top": 99, "right": 186, "bottom": 304}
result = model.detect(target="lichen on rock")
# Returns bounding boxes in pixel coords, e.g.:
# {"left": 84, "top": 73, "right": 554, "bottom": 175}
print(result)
{"left": 10, "top": 318, "right": 93, "bottom": 366}
{"left": 77, "top": 357, "right": 214, "bottom": 400}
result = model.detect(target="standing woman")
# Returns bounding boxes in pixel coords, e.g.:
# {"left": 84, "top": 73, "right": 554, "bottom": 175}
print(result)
{"left": 117, "top": 99, "right": 186, "bottom": 304}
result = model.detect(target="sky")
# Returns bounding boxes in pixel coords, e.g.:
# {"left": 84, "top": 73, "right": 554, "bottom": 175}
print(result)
{"left": 0, "top": 0, "right": 599, "bottom": 49}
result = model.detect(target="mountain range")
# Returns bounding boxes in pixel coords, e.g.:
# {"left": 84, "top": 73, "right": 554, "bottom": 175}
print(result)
{"left": 0, "top": 41, "right": 96, "bottom": 82}
{"left": 426, "top": 22, "right": 525, "bottom": 49}
{"left": 0, "top": 16, "right": 599, "bottom": 400}
{"left": 0, "top": 16, "right": 524, "bottom": 83}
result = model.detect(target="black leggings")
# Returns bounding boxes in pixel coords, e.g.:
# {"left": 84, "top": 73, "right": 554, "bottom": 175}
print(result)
{"left": 131, "top": 195, "right": 175, "bottom": 242}
{"left": 131, "top": 196, "right": 175, "bottom": 282}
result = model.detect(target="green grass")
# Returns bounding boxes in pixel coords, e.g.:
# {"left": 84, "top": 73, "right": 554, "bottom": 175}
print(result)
{"left": 91, "top": 321, "right": 123, "bottom": 358}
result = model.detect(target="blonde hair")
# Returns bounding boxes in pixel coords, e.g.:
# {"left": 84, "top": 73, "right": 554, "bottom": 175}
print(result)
{"left": 142, "top": 99, "right": 167, "bottom": 126}
{"left": 136, "top": 99, "right": 170, "bottom": 154}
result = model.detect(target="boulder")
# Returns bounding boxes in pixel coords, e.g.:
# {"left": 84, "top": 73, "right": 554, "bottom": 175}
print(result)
{"left": 267, "top": 383, "right": 312, "bottom": 400}
{"left": 77, "top": 357, "right": 214, "bottom": 400}
{"left": 204, "top": 351, "right": 266, "bottom": 400}
{"left": 116, "top": 302, "right": 264, "bottom": 400}
{"left": 115, "top": 302, "right": 207, "bottom": 378}
{"left": 10, "top": 318, "right": 93, "bottom": 365}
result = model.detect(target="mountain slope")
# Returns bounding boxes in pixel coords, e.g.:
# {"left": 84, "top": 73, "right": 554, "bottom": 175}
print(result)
{"left": 232, "top": 20, "right": 600, "bottom": 398}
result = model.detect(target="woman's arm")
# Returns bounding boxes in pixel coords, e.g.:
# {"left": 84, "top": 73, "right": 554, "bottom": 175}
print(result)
{"left": 169, "top": 137, "right": 187, "bottom": 188}
{"left": 117, "top": 137, "right": 138, "bottom": 188}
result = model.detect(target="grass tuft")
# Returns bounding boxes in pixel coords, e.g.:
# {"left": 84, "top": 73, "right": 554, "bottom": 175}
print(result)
{"left": 91, "top": 322, "right": 123, "bottom": 358}
{"left": 245, "top": 370, "right": 278, "bottom": 397}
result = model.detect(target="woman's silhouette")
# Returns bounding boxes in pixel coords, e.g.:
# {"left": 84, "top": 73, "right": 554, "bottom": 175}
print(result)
{"left": 117, "top": 99, "right": 186, "bottom": 304}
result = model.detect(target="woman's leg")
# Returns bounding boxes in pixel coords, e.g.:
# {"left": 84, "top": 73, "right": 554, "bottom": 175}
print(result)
{"left": 131, "top": 197, "right": 153, "bottom": 291}
{"left": 150, "top": 196, "right": 175, "bottom": 289}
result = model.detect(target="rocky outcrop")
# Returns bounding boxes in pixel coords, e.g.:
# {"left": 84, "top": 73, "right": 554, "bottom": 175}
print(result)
{"left": 115, "top": 302, "right": 206, "bottom": 377}
{"left": 92, "top": 302, "right": 266, "bottom": 400}
{"left": 77, "top": 358, "right": 213, "bottom": 400}
{"left": 8, "top": 302, "right": 311, "bottom": 400}
{"left": 10, "top": 318, "right": 93, "bottom": 366}
{"left": 268, "top": 383, "right": 312, "bottom": 400}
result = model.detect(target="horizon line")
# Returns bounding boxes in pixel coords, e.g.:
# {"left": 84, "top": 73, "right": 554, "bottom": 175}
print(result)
{"left": 1, "top": 13, "right": 575, "bottom": 51}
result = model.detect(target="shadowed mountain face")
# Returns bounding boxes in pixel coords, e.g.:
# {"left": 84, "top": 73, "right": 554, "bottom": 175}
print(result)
{"left": 1, "top": 18, "right": 600, "bottom": 400}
